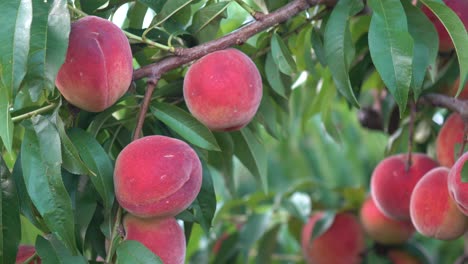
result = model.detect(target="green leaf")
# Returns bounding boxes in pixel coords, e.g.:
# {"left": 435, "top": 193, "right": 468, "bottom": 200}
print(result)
{"left": 401, "top": 0, "right": 438, "bottom": 99}
{"left": 152, "top": 0, "right": 196, "bottom": 27}
{"left": 0, "top": 0, "right": 32, "bottom": 97}
{"left": 36, "top": 235, "right": 88, "bottom": 264}
{"left": 190, "top": 2, "right": 230, "bottom": 34}
{"left": 21, "top": 116, "right": 77, "bottom": 253}
{"left": 68, "top": 128, "right": 114, "bottom": 211}
{"left": 324, "top": 0, "right": 363, "bottom": 107}
{"left": 191, "top": 161, "right": 216, "bottom": 234}
{"left": 238, "top": 211, "right": 272, "bottom": 259}
{"left": 265, "top": 52, "right": 288, "bottom": 98}
{"left": 311, "top": 28, "right": 327, "bottom": 66}
{"left": 151, "top": 103, "right": 220, "bottom": 151}
{"left": 0, "top": 87, "right": 14, "bottom": 153}
{"left": 420, "top": 0, "right": 468, "bottom": 96}
{"left": 271, "top": 33, "right": 296, "bottom": 75}
{"left": 368, "top": 0, "right": 414, "bottom": 114}
{"left": 310, "top": 211, "right": 335, "bottom": 241}
{"left": 256, "top": 224, "right": 281, "bottom": 264}
{"left": 1, "top": 156, "right": 21, "bottom": 264}
{"left": 79, "top": 0, "right": 108, "bottom": 14}
{"left": 138, "top": 0, "right": 167, "bottom": 13}
{"left": 22, "top": 0, "right": 70, "bottom": 100}
{"left": 116, "top": 240, "right": 163, "bottom": 264}
{"left": 128, "top": 2, "right": 148, "bottom": 29}
{"left": 231, "top": 127, "right": 267, "bottom": 193}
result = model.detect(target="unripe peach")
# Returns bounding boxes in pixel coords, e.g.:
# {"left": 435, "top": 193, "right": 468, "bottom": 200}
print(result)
{"left": 56, "top": 16, "right": 133, "bottom": 112}
{"left": 124, "top": 215, "right": 185, "bottom": 264}
{"left": 448, "top": 151, "right": 468, "bottom": 215}
{"left": 421, "top": 0, "right": 468, "bottom": 52}
{"left": 114, "top": 135, "right": 202, "bottom": 218}
{"left": 16, "top": 245, "right": 41, "bottom": 264}
{"left": 371, "top": 153, "right": 438, "bottom": 220}
{"left": 410, "top": 167, "right": 468, "bottom": 240}
{"left": 301, "top": 212, "right": 365, "bottom": 264}
{"left": 360, "top": 196, "right": 415, "bottom": 245}
{"left": 436, "top": 112, "right": 465, "bottom": 168}
{"left": 183, "top": 49, "right": 263, "bottom": 131}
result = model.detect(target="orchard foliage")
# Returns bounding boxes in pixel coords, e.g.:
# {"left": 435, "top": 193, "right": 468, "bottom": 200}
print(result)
{"left": 0, "top": 0, "right": 467, "bottom": 263}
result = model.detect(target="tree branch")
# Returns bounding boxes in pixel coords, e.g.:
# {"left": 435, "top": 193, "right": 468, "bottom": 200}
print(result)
{"left": 419, "top": 93, "right": 468, "bottom": 121}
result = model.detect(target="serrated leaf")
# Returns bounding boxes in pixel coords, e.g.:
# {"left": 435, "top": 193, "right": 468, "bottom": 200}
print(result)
{"left": 324, "top": 0, "right": 363, "bottom": 108}
{"left": 191, "top": 2, "right": 230, "bottom": 34}
{"left": 271, "top": 33, "right": 296, "bottom": 75}
{"left": 151, "top": 102, "right": 220, "bottom": 151}
{"left": 0, "top": 0, "right": 32, "bottom": 98}
{"left": 0, "top": 156, "right": 21, "bottom": 264}
{"left": 368, "top": 0, "right": 414, "bottom": 114}
{"left": 68, "top": 128, "right": 114, "bottom": 211}
{"left": 0, "top": 87, "right": 14, "bottom": 153}
{"left": 420, "top": 0, "right": 468, "bottom": 96}
{"left": 21, "top": 116, "right": 77, "bottom": 253}
{"left": 231, "top": 127, "right": 267, "bottom": 193}
{"left": 152, "top": 0, "right": 196, "bottom": 27}
{"left": 36, "top": 235, "right": 88, "bottom": 264}
{"left": 116, "top": 240, "right": 163, "bottom": 264}
{"left": 401, "top": 0, "right": 438, "bottom": 99}
{"left": 22, "top": 0, "right": 70, "bottom": 100}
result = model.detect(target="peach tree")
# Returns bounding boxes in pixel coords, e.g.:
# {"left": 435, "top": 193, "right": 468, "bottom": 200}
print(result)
{"left": 1, "top": 0, "right": 467, "bottom": 263}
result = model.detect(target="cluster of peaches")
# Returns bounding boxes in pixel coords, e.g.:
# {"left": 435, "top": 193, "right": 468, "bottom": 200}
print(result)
{"left": 15, "top": 11, "right": 263, "bottom": 264}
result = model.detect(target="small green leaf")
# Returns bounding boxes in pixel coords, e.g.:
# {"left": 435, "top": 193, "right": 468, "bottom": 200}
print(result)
{"left": 265, "top": 52, "right": 288, "bottom": 98}
{"left": 190, "top": 161, "right": 216, "bottom": 234}
{"left": 68, "top": 128, "right": 114, "bottom": 211}
{"left": 368, "top": 0, "right": 414, "bottom": 114}
{"left": 137, "top": 0, "right": 167, "bottom": 13}
{"left": 0, "top": 156, "right": 21, "bottom": 264}
{"left": 311, "top": 28, "right": 327, "bottom": 66}
{"left": 152, "top": 0, "right": 196, "bottom": 27}
{"left": 36, "top": 235, "right": 88, "bottom": 264}
{"left": 271, "top": 33, "right": 296, "bottom": 75}
{"left": 256, "top": 224, "right": 281, "bottom": 264}
{"left": 116, "top": 240, "right": 163, "bottom": 264}
{"left": 419, "top": 0, "right": 468, "bottom": 96}
{"left": 151, "top": 102, "right": 220, "bottom": 151}
{"left": 238, "top": 211, "right": 272, "bottom": 259}
{"left": 0, "top": 87, "right": 13, "bottom": 153}
{"left": 231, "top": 127, "right": 267, "bottom": 193}
{"left": 324, "top": 0, "right": 363, "bottom": 107}
{"left": 310, "top": 211, "right": 335, "bottom": 241}
{"left": 190, "top": 2, "right": 230, "bottom": 34}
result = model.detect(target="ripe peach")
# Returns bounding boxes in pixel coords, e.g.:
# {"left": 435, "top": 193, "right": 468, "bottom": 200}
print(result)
{"left": 301, "top": 212, "right": 365, "bottom": 264}
{"left": 183, "top": 49, "right": 263, "bottom": 131}
{"left": 445, "top": 77, "right": 468, "bottom": 100}
{"left": 114, "top": 135, "right": 202, "bottom": 218}
{"left": 56, "top": 16, "right": 133, "bottom": 112}
{"left": 360, "top": 196, "right": 415, "bottom": 245}
{"left": 124, "top": 215, "right": 185, "bottom": 264}
{"left": 16, "top": 245, "right": 41, "bottom": 264}
{"left": 387, "top": 249, "right": 422, "bottom": 264}
{"left": 448, "top": 151, "right": 468, "bottom": 215}
{"left": 371, "top": 153, "right": 438, "bottom": 220}
{"left": 410, "top": 167, "right": 467, "bottom": 240}
{"left": 436, "top": 112, "right": 465, "bottom": 168}
{"left": 422, "top": 0, "right": 468, "bottom": 52}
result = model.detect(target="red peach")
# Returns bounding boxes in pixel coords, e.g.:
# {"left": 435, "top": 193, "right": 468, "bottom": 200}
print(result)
{"left": 114, "top": 135, "right": 202, "bottom": 218}
{"left": 183, "top": 49, "right": 263, "bottom": 131}
{"left": 301, "top": 212, "right": 365, "bottom": 264}
{"left": 16, "top": 245, "right": 41, "bottom": 264}
{"left": 124, "top": 215, "right": 185, "bottom": 264}
{"left": 371, "top": 153, "right": 438, "bottom": 220}
{"left": 360, "top": 196, "right": 415, "bottom": 245}
{"left": 410, "top": 167, "right": 468, "bottom": 240}
{"left": 422, "top": 0, "right": 468, "bottom": 52}
{"left": 56, "top": 16, "right": 133, "bottom": 112}
{"left": 436, "top": 112, "right": 465, "bottom": 168}
{"left": 448, "top": 151, "right": 468, "bottom": 215}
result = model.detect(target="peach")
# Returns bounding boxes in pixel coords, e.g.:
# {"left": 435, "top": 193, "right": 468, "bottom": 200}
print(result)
{"left": 387, "top": 249, "right": 422, "bottom": 264}
{"left": 436, "top": 112, "right": 465, "bottom": 168}
{"left": 301, "top": 212, "right": 365, "bottom": 264}
{"left": 371, "top": 153, "right": 438, "bottom": 220}
{"left": 410, "top": 167, "right": 467, "bottom": 240}
{"left": 114, "top": 135, "right": 202, "bottom": 218}
{"left": 56, "top": 16, "right": 133, "bottom": 112}
{"left": 16, "top": 245, "right": 41, "bottom": 264}
{"left": 422, "top": 0, "right": 468, "bottom": 52}
{"left": 448, "top": 151, "right": 468, "bottom": 215}
{"left": 360, "top": 196, "right": 415, "bottom": 245}
{"left": 183, "top": 48, "right": 263, "bottom": 131}
{"left": 124, "top": 215, "right": 185, "bottom": 264}
{"left": 445, "top": 77, "right": 468, "bottom": 100}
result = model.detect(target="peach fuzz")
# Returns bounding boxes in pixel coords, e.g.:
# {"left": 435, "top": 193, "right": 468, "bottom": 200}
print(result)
{"left": 124, "top": 215, "right": 185, "bottom": 264}
{"left": 387, "top": 249, "right": 422, "bottom": 264}
{"left": 114, "top": 135, "right": 202, "bottom": 218}
{"left": 421, "top": 0, "right": 468, "bottom": 52}
{"left": 183, "top": 48, "right": 263, "bottom": 131}
{"left": 448, "top": 151, "right": 468, "bottom": 215}
{"left": 56, "top": 16, "right": 133, "bottom": 112}
{"left": 370, "top": 153, "right": 438, "bottom": 220}
{"left": 16, "top": 245, "right": 41, "bottom": 264}
{"left": 436, "top": 112, "right": 465, "bottom": 168}
{"left": 301, "top": 212, "right": 365, "bottom": 264}
{"left": 410, "top": 167, "right": 467, "bottom": 240}
{"left": 359, "top": 196, "right": 414, "bottom": 245}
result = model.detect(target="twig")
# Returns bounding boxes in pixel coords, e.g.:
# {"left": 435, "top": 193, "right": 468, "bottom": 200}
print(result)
{"left": 12, "top": 103, "right": 57, "bottom": 123}
{"left": 133, "top": 78, "right": 159, "bottom": 141}
{"left": 105, "top": 206, "right": 123, "bottom": 264}
{"left": 234, "top": 0, "right": 266, "bottom": 20}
